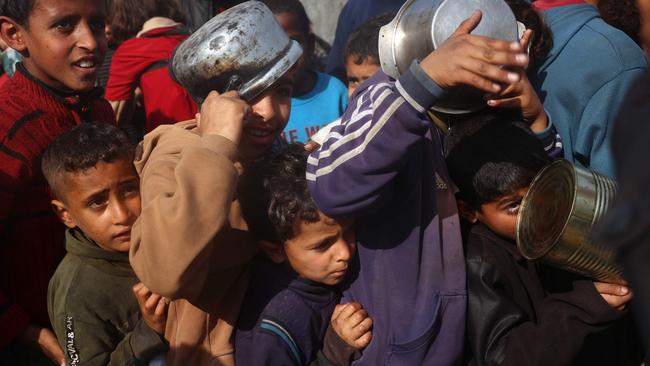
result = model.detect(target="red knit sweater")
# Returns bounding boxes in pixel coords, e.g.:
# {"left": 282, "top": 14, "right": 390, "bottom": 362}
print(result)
{"left": 0, "top": 65, "right": 115, "bottom": 347}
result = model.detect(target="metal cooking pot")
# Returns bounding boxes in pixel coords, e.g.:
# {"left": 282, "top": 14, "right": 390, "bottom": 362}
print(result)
{"left": 170, "top": 1, "right": 302, "bottom": 103}
{"left": 516, "top": 160, "right": 624, "bottom": 284}
{"left": 378, "top": 0, "right": 518, "bottom": 114}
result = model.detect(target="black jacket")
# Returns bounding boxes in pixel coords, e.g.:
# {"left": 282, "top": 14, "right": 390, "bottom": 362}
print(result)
{"left": 465, "top": 224, "right": 624, "bottom": 366}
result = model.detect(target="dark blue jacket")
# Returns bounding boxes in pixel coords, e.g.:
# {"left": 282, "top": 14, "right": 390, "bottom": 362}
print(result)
{"left": 235, "top": 256, "right": 339, "bottom": 365}
{"left": 307, "top": 62, "right": 467, "bottom": 365}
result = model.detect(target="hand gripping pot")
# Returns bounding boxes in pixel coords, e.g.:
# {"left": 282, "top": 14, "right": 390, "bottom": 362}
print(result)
{"left": 378, "top": 0, "right": 519, "bottom": 114}
{"left": 170, "top": 1, "right": 302, "bottom": 103}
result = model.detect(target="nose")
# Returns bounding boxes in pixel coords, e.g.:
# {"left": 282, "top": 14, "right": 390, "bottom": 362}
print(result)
{"left": 334, "top": 240, "right": 353, "bottom": 263}
{"left": 112, "top": 199, "right": 134, "bottom": 225}
{"left": 76, "top": 22, "right": 99, "bottom": 52}
{"left": 250, "top": 94, "right": 276, "bottom": 123}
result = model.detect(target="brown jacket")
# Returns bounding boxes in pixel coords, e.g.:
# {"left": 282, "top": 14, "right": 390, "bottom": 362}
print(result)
{"left": 129, "top": 121, "right": 258, "bottom": 365}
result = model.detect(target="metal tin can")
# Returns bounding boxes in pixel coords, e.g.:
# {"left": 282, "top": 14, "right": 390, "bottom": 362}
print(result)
{"left": 516, "top": 159, "right": 624, "bottom": 284}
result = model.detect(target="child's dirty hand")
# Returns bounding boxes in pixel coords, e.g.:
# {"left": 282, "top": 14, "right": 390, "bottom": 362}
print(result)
{"left": 594, "top": 281, "right": 632, "bottom": 311}
{"left": 331, "top": 302, "right": 373, "bottom": 350}
{"left": 485, "top": 69, "right": 548, "bottom": 132}
{"left": 197, "top": 90, "right": 251, "bottom": 145}
{"left": 18, "top": 325, "right": 65, "bottom": 366}
{"left": 420, "top": 10, "right": 529, "bottom": 94}
{"left": 133, "top": 282, "right": 169, "bottom": 335}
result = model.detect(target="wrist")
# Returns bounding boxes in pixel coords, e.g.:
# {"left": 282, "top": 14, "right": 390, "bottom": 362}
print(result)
{"left": 529, "top": 112, "right": 548, "bottom": 133}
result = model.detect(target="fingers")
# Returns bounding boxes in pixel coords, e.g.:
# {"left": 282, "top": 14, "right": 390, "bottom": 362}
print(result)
{"left": 487, "top": 96, "right": 522, "bottom": 109}
{"left": 355, "top": 330, "right": 372, "bottom": 349}
{"left": 519, "top": 29, "right": 533, "bottom": 50}
{"left": 600, "top": 292, "right": 633, "bottom": 310}
{"left": 334, "top": 302, "right": 362, "bottom": 323}
{"left": 594, "top": 282, "right": 630, "bottom": 296}
{"left": 331, "top": 303, "right": 348, "bottom": 321}
{"left": 304, "top": 140, "right": 320, "bottom": 153}
{"left": 154, "top": 297, "right": 168, "bottom": 318}
{"left": 145, "top": 293, "right": 162, "bottom": 310}
{"left": 452, "top": 10, "right": 482, "bottom": 37}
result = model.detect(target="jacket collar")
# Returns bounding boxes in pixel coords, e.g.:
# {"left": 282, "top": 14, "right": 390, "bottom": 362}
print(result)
{"left": 472, "top": 223, "right": 526, "bottom": 262}
{"left": 65, "top": 228, "right": 134, "bottom": 276}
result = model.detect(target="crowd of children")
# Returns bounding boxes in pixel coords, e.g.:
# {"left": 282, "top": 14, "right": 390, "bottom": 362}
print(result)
{"left": 0, "top": 0, "right": 648, "bottom": 365}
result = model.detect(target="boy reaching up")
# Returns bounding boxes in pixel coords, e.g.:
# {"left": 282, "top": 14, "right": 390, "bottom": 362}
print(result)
{"left": 43, "top": 123, "right": 168, "bottom": 366}
{"left": 306, "top": 11, "right": 531, "bottom": 365}
{"left": 0, "top": 0, "right": 114, "bottom": 363}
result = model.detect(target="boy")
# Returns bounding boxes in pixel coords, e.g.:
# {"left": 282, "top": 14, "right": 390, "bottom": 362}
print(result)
{"left": 43, "top": 123, "right": 168, "bottom": 365}
{"left": 127, "top": 3, "right": 302, "bottom": 365}
{"left": 236, "top": 144, "right": 372, "bottom": 365}
{"left": 306, "top": 11, "right": 533, "bottom": 365}
{"left": 0, "top": 0, "right": 114, "bottom": 363}
{"left": 444, "top": 116, "right": 634, "bottom": 366}
{"left": 262, "top": 0, "right": 348, "bottom": 144}
{"left": 343, "top": 14, "right": 393, "bottom": 97}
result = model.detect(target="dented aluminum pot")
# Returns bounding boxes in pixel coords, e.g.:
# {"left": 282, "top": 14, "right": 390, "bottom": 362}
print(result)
{"left": 378, "top": 0, "right": 518, "bottom": 114}
{"left": 170, "top": 1, "right": 302, "bottom": 103}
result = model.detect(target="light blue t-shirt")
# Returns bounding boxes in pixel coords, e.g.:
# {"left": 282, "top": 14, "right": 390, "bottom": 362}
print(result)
{"left": 282, "top": 72, "right": 348, "bottom": 143}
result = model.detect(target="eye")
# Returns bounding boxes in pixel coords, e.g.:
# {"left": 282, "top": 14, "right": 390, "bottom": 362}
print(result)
{"left": 54, "top": 20, "right": 74, "bottom": 33}
{"left": 505, "top": 201, "right": 521, "bottom": 215}
{"left": 87, "top": 197, "right": 107, "bottom": 209}
{"left": 121, "top": 181, "right": 140, "bottom": 197}
{"left": 276, "top": 85, "right": 293, "bottom": 98}
{"left": 90, "top": 19, "right": 106, "bottom": 32}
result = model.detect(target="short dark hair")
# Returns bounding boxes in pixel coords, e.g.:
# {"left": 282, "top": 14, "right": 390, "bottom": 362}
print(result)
{"left": 598, "top": 0, "right": 641, "bottom": 45}
{"left": 344, "top": 13, "right": 394, "bottom": 65}
{"left": 42, "top": 123, "right": 134, "bottom": 199}
{"left": 0, "top": 0, "right": 36, "bottom": 25}
{"left": 261, "top": 0, "right": 310, "bottom": 36}
{"left": 109, "top": 0, "right": 186, "bottom": 44}
{"left": 238, "top": 144, "right": 319, "bottom": 244}
{"left": 445, "top": 114, "right": 549, "bottom": 210}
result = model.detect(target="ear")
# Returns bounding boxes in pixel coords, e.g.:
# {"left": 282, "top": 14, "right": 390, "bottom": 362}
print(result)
{"left": 457, "top": 199, "right": 478, "bottom": 224}
{"left": 51, "top": 199, "right": 78, "bottom": 229}
{"left": 259, "top": 240, "right": 285, "bottom": 264}
{"left": 0, "top": 16, "right": 27, "bottom": 53}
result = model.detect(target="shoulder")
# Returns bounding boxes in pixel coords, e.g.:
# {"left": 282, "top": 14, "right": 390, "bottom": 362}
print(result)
{"left": 466, "top": 225, "right": 517, "bottom": 267}
{"left": 579, "top": 20, "right": 647, "bottom": 73}
{"left": 318, "top": 72, "right": 347, "bottom": 92}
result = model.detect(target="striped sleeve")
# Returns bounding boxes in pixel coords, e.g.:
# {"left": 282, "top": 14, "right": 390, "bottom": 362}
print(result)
{"left": 535, "top": 114, "right": 564, "bottom": 159}
{"left": 306, "top": 62, "right": 445, "bottom": 217}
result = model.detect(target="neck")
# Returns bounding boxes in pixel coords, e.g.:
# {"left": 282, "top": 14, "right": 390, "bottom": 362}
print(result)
{"left": 293, "top": 69, "right": 317, "bottom": 97}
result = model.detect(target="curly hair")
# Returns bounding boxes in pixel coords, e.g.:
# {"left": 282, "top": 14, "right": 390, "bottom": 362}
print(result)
{"left": 42, "top": 123, "right": 134, "bottom": 199}
{"left": 238, "top": 144, "right": 319, "bottom": 245}
{"left": 0, "top": 0, "right": 37, "bottom": 25}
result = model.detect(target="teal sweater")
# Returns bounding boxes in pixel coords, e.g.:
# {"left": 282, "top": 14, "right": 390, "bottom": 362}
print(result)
{"left": 532, "top": 4, "right": 647, "bottom": 177}
{"left": 48, "top": 229, "right": 167, "bottom": 365}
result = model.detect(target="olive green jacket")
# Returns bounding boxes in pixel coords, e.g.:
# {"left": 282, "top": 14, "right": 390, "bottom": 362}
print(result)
{"left": 48, "top": 229, "right": 167, "bottom": 365}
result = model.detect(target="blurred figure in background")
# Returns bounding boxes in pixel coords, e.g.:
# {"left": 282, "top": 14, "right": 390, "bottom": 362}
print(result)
{"left": 105, "top": 0, "right": 197, "bottom": 136}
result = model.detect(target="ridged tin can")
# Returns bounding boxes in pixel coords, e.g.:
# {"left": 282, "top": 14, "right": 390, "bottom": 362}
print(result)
{"left": 516, "top": 159, "right": 624, "bottom": 284}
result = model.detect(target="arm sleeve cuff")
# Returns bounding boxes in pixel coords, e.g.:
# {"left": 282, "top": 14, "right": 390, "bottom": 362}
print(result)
{"left": 395, "top": 60, "right": 445, "bottom": 113}
{"left": 130, "top": 319, "right": 169, "bottom": 362}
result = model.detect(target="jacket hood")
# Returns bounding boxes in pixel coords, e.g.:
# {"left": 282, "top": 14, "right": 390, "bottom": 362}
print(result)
{"left": 66, "top": 228, "right": 134, "bottom": 276}
{"left": 539, "top": 4, "right": 599, "bottom": 69}
{"left": 134, "top": 120, "right": 198, "bottom": 176}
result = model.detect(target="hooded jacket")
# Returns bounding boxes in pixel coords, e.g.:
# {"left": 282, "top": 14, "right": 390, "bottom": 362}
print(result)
{"left": 48, "top": 229, "right": 167, "bottom": 365}
{"left": 531, "top": 4, "right": 647, "bottom": 177}
{"left": 129, "top": 121, "right": 258, "bottom": 366}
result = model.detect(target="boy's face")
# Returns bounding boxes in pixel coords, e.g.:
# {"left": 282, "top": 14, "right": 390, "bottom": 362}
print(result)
{"left": 282, "top": 212, "right": 356, "bottom": 286}
{"left": 345, "top": 56, "right": 380, "bottom": 97}
{"left": 239, "top": 71, "right": 294, "bottom": 160}
{"left": 52, "top": 158, "right": 141, "bottom": 252}
{"left": 1, "top": 0, "right": 107, "bottom": 92}
{"left": 275, "top": 12, "right": 311, "bottom": 79}
{"left": 475, "top": 187, "right": 528, "bottom": 241}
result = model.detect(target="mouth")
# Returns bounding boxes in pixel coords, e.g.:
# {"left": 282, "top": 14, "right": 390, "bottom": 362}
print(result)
{"left": 113, "top": 230, "right": 131, "bottom": 242}
{"left": 243, "top": 125, "right": 278, "bottom": 145}
{"left": 72, "top": 57, "right": 99, "bottom": 74}
{"left": 330, "top": 268, "right": 348, "bottom": 279}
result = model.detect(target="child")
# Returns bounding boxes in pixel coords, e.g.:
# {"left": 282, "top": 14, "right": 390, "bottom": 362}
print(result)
{"left": 0, "top": 0, "right": 115, "bottom": 363}
{"left": 444, "top": 116, "right": 634, "bottom": 366}
{"left": 343, "top": 14, "right": 393, "bottom": 97}
{"left": 306, "top": 11, "right": 532, "bottom": 365}
{"left": 127, "top": 3, "right": 302, "bottom": 364}
{"left": 43, "top": 123, "right": 168, "bottom": 365}
{"left": 236, "top": 144, "right": 372, "bottom": 365}
{"left": 105, "top": 0, "right": 197, "bottom": 133}
{"left": 262, "top": 0, "right": 348, "bottom": 144}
